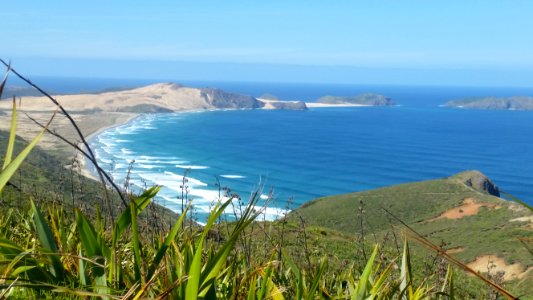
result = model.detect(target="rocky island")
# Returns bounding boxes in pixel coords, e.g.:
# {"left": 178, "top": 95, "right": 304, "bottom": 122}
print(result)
{"left": 314, "top": 93, "right": 395, "bottom": 106}
{"left": 444, "top": 96, "right": 533, "bottom": 110}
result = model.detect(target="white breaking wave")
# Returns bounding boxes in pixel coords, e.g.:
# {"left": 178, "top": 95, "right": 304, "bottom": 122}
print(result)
{"left": 175, "top": 165, "right": 209, "bottom": 170}
{"left": 88, "top": 112, "right": 291, "bottom": 224}
{"left": 220, "top": 174, "right": 246, "bottom": 179}
{"left": 100, "top": 158, "right": 113, "bottom": 164}
{"left": 163, "top": 171, "right": 208, "bottom": 187}
{"left": 140, "top": 155, "right": 180, "bottom": 160}
{"left": 121, "top": 148, "right": 134, "bottom": 155}
{"left": 138, "top": 164, "right": 159, "bottom": 169}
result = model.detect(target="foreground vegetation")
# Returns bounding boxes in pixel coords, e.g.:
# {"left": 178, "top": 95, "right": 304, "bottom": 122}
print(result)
{"left": 0, "top": 64, "right": 532, "bottom": 299}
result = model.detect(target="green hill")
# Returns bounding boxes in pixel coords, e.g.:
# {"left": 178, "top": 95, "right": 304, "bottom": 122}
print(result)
{"left": 316, "top": 93, "right": 395, "bottom": 106}
{"left": 291, "top": 171, "right": 533, "bottom": 293}
{"left": 445, "top": 96, "right": 533, "bottom": 110}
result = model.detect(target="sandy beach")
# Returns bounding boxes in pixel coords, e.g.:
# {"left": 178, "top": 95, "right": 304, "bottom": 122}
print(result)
{"left": 76, "top": 112, "right": 141, "bottom": 180}
{"left": 0, "top": 107, "right": 140, "bottom": 181}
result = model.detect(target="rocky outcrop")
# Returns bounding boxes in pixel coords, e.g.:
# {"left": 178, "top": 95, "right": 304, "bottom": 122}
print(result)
{"left": 444, "top": 96, "right": 533, "bottom": 110}
{"left": 201, "top": 88, "right": 264, "bottom": 109}
{"left": 452, "top": 170, "right": 500, "bottom": 197}
{"left": 316, "top": 93, "right": 395, "bottom": 106}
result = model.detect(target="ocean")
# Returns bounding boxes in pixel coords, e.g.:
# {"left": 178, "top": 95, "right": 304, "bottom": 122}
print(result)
{"left": 20, "top": 77, "right": 533, "bottom": 219}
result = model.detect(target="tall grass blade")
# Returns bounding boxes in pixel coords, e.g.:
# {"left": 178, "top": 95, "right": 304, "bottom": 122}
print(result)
{"left": 146, "top": 204, "right": 188, "bottom": 280}
{"left": 353, "top": 244, "right": 378, "bottom": 299}
{"left": 285, "top": 254, "right": 304, "bottom": 300}
{"left": 185, "top": 200, "right": 232, "bottom": 300}
{"left": 130, "top": 200, "right": 143, "bottom": 284}
{"left": 109, "top": 186, "right": 159, "bottom": 284}
{"left": 400, "top": 239, "right": 413, "bottom": 299}
{"left": 75, "top": 209, "right": 109, "bottom": 297}
{"left": 306, "top": 257, "right": 327, "bottom": 300}
{"left": 3, "top": 98, "right": 17, "bottom": 170}
{"left": 0, "top": 109, "right": 56, "bottom": 192}
{"left": 79, "top": 249, "right": 88, "bottom": 287}
{"left": 198, "top": 200, "right": 262, "bottom": 296}
{"left": 441, "top": 265, "right": 454, "bottom": 300}
{"left": 30, "top": 199, "right": 64, "bottom": 281}
{"left": 247, "top": 275, "right": 257, "bottom": 300}
{"left": 369, "top": 263, "right": 392, "bottom": 297}
{"left": 112, "top": 186, "right": 160, "bottom": 246}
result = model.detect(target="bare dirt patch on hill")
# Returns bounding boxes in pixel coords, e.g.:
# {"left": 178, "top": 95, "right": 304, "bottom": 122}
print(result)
{"left": 467, "top": 255, "right": 533, "bottom": 281}
{"left": 430, "top": 197, "right": 499, "bottom": 220}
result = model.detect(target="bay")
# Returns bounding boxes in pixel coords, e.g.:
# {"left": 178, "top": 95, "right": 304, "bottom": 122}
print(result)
{"left": 88, "top": 83, "right": 533, "bottom": 220}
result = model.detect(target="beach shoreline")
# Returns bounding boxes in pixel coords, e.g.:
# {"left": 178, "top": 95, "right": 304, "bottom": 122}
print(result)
{"left": 76, "top": 112, "right": 141, "bottom": 180}
{"left": 69, "top": 103, "right": 371, "bottom": 180}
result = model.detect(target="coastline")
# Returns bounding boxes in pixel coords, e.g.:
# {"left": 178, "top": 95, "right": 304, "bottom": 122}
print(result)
{"left": 77, "top": 112, "right": 141, "bottom": 180}
{"left": 76, "top": 103, "right": 370, "bottom": 180}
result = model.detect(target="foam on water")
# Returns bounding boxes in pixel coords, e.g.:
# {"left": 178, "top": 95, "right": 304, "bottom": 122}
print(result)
{"left": 139, "top": 155, "right": 181, "bottom": 160}
{"left": 138, "top": 164, "right": 159, "bottom": 169}
{"left": 175, "top": 165, "right": 209, "bottom": 170}
{"left": 220, "top": 174, "right": 246, "bottom": 179}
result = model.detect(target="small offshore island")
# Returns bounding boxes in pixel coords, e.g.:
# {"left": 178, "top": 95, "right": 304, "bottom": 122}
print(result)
{"left": 315, "top": 93, "right": 395, "bottom": 106}
{"left": 444, "top": 96, "right": 533, "bottom": 110}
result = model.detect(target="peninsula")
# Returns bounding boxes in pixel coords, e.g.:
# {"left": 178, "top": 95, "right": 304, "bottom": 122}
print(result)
{"left": 444, "top": 96, "right": 533, "bottom": 110}
{"left": 0, "top": 83, "right": 306, "bottom": 160}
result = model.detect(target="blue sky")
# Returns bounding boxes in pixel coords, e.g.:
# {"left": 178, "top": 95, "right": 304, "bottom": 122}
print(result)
{"left": 2, "top": 1, "right": 533, "bottom": 86}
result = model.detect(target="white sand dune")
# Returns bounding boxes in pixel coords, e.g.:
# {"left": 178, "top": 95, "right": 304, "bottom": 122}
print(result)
{"left": 0, "top": 83, "right": 212, "bottom": 112}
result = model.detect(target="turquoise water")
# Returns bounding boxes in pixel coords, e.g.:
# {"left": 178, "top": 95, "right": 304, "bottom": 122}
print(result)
{"left": 88, "top": 84, "right": 533, "bottom": 220}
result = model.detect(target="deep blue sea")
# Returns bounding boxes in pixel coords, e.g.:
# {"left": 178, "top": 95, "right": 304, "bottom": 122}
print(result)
{"left": 17, "top": 77, "right": 533, "bottom": 219}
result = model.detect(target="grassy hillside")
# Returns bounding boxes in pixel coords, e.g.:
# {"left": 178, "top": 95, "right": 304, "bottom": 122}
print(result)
{"left": 316, "top": 93, "right": 395, "bottom": 106}
{"left": 292, "top": 171, "right": 533, "bottom": 294}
